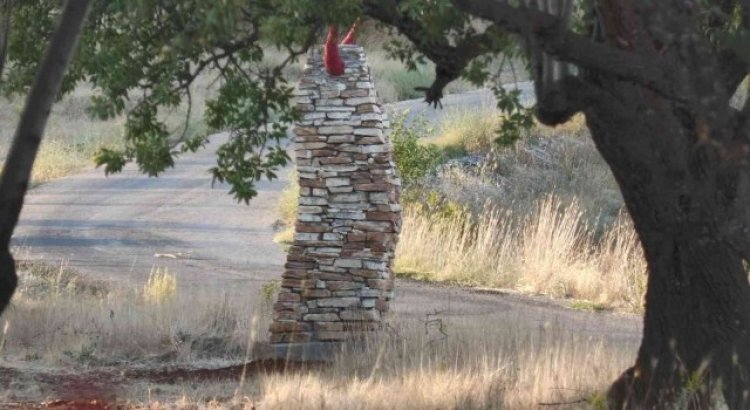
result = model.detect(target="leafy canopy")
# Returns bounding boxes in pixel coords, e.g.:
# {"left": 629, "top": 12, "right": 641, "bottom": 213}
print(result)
{"left": 4, "top": 0, "right": 528, "bottom": 202}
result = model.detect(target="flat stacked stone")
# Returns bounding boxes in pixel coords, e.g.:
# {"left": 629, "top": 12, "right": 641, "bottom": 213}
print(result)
{"left": 269, "top": 45, "right": 402, "bottom": 345}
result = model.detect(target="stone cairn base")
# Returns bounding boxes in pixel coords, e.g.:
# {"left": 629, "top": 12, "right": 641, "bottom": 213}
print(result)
{"left": 269, "top": 45, "right": 402, "bottom": 354}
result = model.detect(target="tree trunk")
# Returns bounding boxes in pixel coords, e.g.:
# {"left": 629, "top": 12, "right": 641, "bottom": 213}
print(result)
{"left": 0, "top": 0, "right": 91, "bottom": 315}
{"left": 580, "top": 83, "right": 750, "bottom": 408}
{"left": 610, "top": 225, "right": 750, "bottom": 408}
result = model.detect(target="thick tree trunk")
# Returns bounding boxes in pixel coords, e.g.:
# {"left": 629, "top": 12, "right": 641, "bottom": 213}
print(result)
{"left": 580, "top": 83, "right": 750, "bottom": 408}
{"left": 609, "top": 225, "right": 750, "bottom": 408}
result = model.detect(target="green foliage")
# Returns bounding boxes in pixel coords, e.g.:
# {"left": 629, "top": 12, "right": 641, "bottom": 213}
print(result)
{"left": 421, "top": 191, "right": 471, "bottom": 222}
{"left": 3, "top": 0, "right": 526, "bottom": 203}
{"left": 390, "top": 112, "right": 443, "bottom": 186}
{"left": 260, "top": 280, "right": 281, "bottom": 302}
{"left": 586, "top": 392, "right": 608, "bottom": 410}
{"left": 493, "top": 85, "right": 535, "bottom": 146}
{"left": 3, "top": 0, "right": 359, "bottom": 203}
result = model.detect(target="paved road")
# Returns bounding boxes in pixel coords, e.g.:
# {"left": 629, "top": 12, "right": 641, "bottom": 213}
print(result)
{"left": 11, "top": 87, "right": 642, "bottom": 344}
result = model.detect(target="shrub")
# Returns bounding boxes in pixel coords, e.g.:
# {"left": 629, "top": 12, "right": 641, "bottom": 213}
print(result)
{"left": 390, "top": 112, "right": 443, "bottom": 186}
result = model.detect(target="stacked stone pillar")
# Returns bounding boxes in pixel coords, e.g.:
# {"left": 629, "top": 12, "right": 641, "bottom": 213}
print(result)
{"left": 269, "top": 45, "right": 402, "bottom": 349}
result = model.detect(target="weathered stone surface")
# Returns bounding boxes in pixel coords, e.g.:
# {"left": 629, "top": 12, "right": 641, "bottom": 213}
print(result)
{"left": 354, "top": 128, "right": 383, "bottom": 137}
{"left": 334, "top": 258, "right": 363, "bottom": 269}
{"left": 269, "top": 322, "right": 311, "bottom": 333}
{"left": 270, "top": 45, "right": 401, "bottom": 346}
{"left": 303, "top": 313, "right": 341, "bottom": 322}
{"left": 317, "top": 297, "right": 360, "bottom": 308}
{"left": 318, "top": 125, "right": 354, "bottom": 135}
{"left": 326, "top": 177, "right": 350, "bottom": 187}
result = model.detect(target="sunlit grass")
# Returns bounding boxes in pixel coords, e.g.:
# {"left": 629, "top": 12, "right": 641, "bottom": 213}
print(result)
{"left": 433, "top": 105, "right": 502, "bottom": 155}
{"left": 144, "top": 267, "right": 178, "bottom": 304}
{"left": 134, "top": 319, "right": 635, "bottom": 409}
{"left": 395, "top": 196, "right": 646, "bottom": 311}
{"left": 3, "top": 259, "right": 253, "bottom": 365}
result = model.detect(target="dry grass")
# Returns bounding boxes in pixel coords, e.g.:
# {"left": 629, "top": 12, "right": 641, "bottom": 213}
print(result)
{"left": 396, "top": 196, "right": 646, "bottom": 311}
{"left": 272, "top": 169, "right": 298, "bottom": 245}
{"left": 126, "top": 318, "right": 634, "bottom": 409}
{"left": 431, "top": 133, "right": 623, "bottom": 229}
{"left": 252, "top": 326, "right": 627, "bottom": 410}
{"left": 144, "top": 267, "right": 178, "bottom": 304}
{"left": 433, "top": 105, "right": 502, "bottom": 154}
{"left": 2, "top": 259, "right": 260, "bottom": 365}
{"left": 432, "top": 103, "right": 587, "bottom": 156}
{"left": 0, "top": 88, "right": 126, "bottom": 184}
{"left": 1, "top": 255, "right": 640, "bottom": 408}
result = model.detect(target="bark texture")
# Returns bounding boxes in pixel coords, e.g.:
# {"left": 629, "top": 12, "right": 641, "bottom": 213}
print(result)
{"left": 583, "top": 82, "right": 750, "bottom": 407}
{"left": 0, "top": 0, "right": 91, "bottom": 315}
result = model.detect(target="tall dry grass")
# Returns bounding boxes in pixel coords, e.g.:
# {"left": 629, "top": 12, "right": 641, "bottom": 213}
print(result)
{"left": 2, "top": 259, "right": 258, "bottom": 365}
{"left": 2, "top": 255, "right": 640, "bottom": 409}
{"left": 130, "top": 319, "right": 634, "bottom": 409}
{"left": 433, "top": 105, "right": 503, "bottom": 154}
{"left": 396, "top": 196, "right": 646, "bottom": 311}
{"left": 430, "top": 133, "right": 624, "bottom": 229}
{"left": 253, "top": 326, "right": 628, "bottom": 410}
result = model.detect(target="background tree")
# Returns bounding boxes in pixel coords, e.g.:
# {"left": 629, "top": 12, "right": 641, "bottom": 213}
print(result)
{"left": 4, "top": 0, "right": 750, "bottom": 408}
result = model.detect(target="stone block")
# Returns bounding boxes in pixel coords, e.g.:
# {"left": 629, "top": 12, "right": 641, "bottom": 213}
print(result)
{"left": 316, "top": 297, "right": 360, "bottom": 308}
{"left": 318, "top": 125, "right": 354, "bottom": 135}
{"left": 326, "top": 177, "right": 350, "bottom": 187}
{"left": 345, "top": 96, "right": 379, "bottom": 106}
{"left": 326, "top": 281, "right": 362, "bottom": 291}
{"left": 353, "top": 221, "right": 393, "bottom": 232}
{"left": 354, "top": 128, "right": 383, "bottom": 137}
{"left": 327, "top": 135, "right": 356, "bottom": 144}
{"left": 302, "top": 289, "right": 332, "bottom": 299}
{"left": 316, "top": 331, "right": 352, "bottom": 341}
{"left": 334, "top": 259, "right": 362, "bottom": 269}
{"left": 314, "top": 322, "right": 344, "bottom": 332}
{"left": 269, "top": 322, "right": 310, "bottom": 333}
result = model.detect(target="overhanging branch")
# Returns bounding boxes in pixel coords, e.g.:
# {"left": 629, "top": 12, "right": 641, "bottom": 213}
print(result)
{"left": 363, "top": 0, "right": 501, "bottom": 106}
{"left": 451, "top": 0, "right": 685, "bottom": 104}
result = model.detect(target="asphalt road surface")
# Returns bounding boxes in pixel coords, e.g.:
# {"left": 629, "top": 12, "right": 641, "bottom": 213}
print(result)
{"left": 12, "top": 87, "right": 642, "bottom": 345}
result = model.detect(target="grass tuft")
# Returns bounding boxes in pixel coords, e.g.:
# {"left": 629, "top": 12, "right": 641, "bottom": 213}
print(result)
{"left": 433, "top": 105, "right": 502, "bottom": 155}
{"left": 144, "top": 267, "right": 178, "bottom": 304}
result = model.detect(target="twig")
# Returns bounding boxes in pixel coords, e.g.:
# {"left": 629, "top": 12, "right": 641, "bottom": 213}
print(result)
{"left": 537, "top": 397, "right": 587, "bottom": 407}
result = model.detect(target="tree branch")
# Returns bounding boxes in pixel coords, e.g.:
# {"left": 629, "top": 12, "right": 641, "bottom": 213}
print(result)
{"left": 704, "top": 1, "right": 749, "bottom": 94}
{"left": 0, "top": 0, "right": 11, "bottom": 80}
{"left": 451, "top": 0, "right": 684, "bottom": 104}
{"left": 363, "top": 0, "right": 501, "bottom": 107}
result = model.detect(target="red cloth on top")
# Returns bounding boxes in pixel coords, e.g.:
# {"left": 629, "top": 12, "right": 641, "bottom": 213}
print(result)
{"left": 341, "top": 21, "right": 358, "bottom": 45}
{"left": 324, "top": 26, "right": 345, "bottom": 76}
